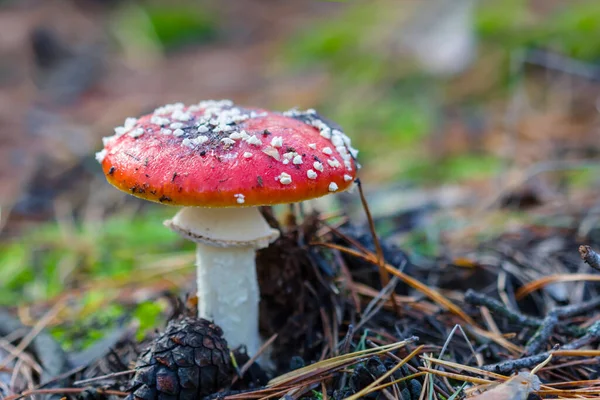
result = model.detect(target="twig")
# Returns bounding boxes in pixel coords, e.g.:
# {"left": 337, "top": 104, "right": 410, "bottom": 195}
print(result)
{"left": 312, "top": 242, "right": 478, "bottom": 326}
{"left": 333, "top": 250, "right": 362, "bottom": 314}
{"left": 482, "top": 160, "right": 600, "bottom": 211}
{"left": 579, "top": 245, "right": 600, "bottom": 271}
{"left": 320, "top": 308, "right": 334, "bottom": 357}
{"left": 239, "top": 334, "right": 278, "bottom": 378}
{"left": 483, "top": 321, "right": 600, "bottom": 374}
{"left": 552, "top": 296, "right": 600, "bottom": 318}
{"left": 464, "top": 290, "right": 542, "bottom": 328}
{"left": 482, "top": 353, "right": 550, "bottom": 375}
{"left": 376, "top": 346, "right": 448, "bottom": 398}
{"left": 34, "top": 364, "right": 87, "bottom": 389}
{"left": 525, "top": 314, "right": 558, "bottom": 355}
{"left": 0, "top": 338, "right": 41, "bottom": 374}
{"left": 2, "top": 387, "right": 128, "bottom": 400}
{"left": 367, "top": 372, "right": 427, "bottom": 395}
{"left": 0, "top": 301, "right": 66, "bottom": 372}
{"left": 525, "top": 48, "right": 600, "bottom": 81}
{"left": 362, "top": 275, "right": 401, "bottom": 319}
{"left": 73, "top": 370, "right": 135, "bottom": 386}
{"left": 562, "top": 321, "right": 600, "bottom": 350}
{"left": 338, "top": 324, "right": 354, "bottom": 356}
{"left": 313, "top": 241, "right": 525, "bottom": 354}
{"left": 344, "top": 345, "right": 424, "bottom": 400}
{"left": 530, "top": 354, "right": 553, "bottom": 375}
{"left": 438, "top": 325, "right": 480, "bottom": 367}
{"left": 355, "top": 179, "right": 400, "bottom": 316}
{"left": 466, "top": 288, "right": 583, "bottom": 338}
{"left": 355, "top": 276, "right": 401, "bottom": 331}
{"left": 321, "top": 222, "right": 371, "bottom": 256}
{"left": 516, "top": 273, "right": 600, "bottom": 299}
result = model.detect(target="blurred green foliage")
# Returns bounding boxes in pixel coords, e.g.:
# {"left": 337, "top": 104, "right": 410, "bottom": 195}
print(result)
{"left": 0, "top": 209, "right": 178, "bottom": 305}
{"left": 111, "top": 2, "right": 217, "bottom": 54}
{"left": 282, "top": 0, "right": 600, "bottom": 183}
{"left": 134, "top": 301, "right": 165, "bottom": 340}
{"left": 51, "top": 294, "right": 125, "bottom": 351}
{"left": 144, "top": 4, "right": 217, "bottom": 49}
{"left": 50, "top": 296, "right": 165, "bottom": 350}
{"left": 545, "top": 2, "right": 600, "bottom": 60}
{"left": 403, "top": 154, "right": 503, "bottom": 183}
{"left": 0, "top": 208, "right": 182, "bottom": 349}
{"left": 477, "top": 0, "right": 600, "bottom": 60}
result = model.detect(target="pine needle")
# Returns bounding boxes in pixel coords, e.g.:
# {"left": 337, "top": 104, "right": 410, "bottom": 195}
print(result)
{"left": 516, "top": 274, "right": 600, "bottom": 299}
{"left": 344, "top": 345, "right": 424, "bottom": 400}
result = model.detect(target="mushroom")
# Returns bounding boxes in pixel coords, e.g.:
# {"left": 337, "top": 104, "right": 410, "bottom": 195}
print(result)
{"left": 97, "top": 100, "right": 359, "bottom": 356}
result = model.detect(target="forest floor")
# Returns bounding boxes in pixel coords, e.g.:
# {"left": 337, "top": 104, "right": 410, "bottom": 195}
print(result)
{"left": 3, "top": 1, "right": 600, "bottom": 399}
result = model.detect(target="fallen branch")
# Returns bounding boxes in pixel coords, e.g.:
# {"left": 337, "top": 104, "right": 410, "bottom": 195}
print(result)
{"left": 464, "top": 290, "right": 542, "bottom": 328}
{"left": 579, "top": 245, "right": 600, "bottom": 271}
{"left": 483, "top": 321, "right": 600, "bottom": 374}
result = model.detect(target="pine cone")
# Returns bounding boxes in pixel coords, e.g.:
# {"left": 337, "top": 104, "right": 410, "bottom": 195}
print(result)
{"left": 127, "top": 317, "right": 233, "bottom": 400}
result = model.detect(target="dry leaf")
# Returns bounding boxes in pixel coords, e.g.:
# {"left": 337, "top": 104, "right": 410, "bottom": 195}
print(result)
{"left": 468, "top": 372, "right": 540, "bottom": 400}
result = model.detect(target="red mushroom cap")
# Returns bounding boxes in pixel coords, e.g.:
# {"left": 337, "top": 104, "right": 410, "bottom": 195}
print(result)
{"left": 96, "top": 100, "right": 359, "bottom": 207}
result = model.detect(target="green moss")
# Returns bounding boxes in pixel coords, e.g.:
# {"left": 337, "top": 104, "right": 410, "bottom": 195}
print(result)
{"left": 475, "top": 0, "right": 600, "bottom": 60}
{"left": 145, "top": 5, "right": 217, "bottom": 49}
{"left": 541, "top": 1, "right": 600, "bottom": 60}
{"left": 401, "top": 230, "right": 440, "bottom": 259}
{"left": 474, "top": 0, "right": 531, "bottom": 44}
{"left": 111, "top": 2, "right": 217, "bottom": 53}
{"left": 284, "top": 3, "right": 382, "bottom": 69}
{"left": 0, "top": 208, "right": 183, "bottom": 350}
{"left": 0, "top": 208, "right": 178, "bottom": 306}
{"left": 134, "top": 301, "right": 167, "bottom": 341}
{"left": 51, "top": 298, "right": 126, "bottom": 351}
{"left": 402, "top": 154, "right": 503, "bottom": 184}
{"left": 562, "top": 168, "right": 599, "bottom": 188}
{"left": 48, "top": 296, "right": 167, "bottom": 351}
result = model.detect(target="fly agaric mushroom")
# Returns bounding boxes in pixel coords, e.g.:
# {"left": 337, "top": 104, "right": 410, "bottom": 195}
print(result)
{"left": 97, "top": 100, "right": 359, "bottom": 356}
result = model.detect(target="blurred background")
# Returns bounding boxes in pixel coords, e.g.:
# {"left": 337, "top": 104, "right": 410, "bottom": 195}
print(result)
{"left": 2, "top": 0, "right": 600, "bottom": 348}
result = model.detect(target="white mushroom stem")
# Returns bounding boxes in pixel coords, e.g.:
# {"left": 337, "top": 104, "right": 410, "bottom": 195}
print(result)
{"left": 195, "top": 243, "right": 261, "bottom": 355}
{"left": 164, "top": 206, "right": 279, "bottom": 357}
